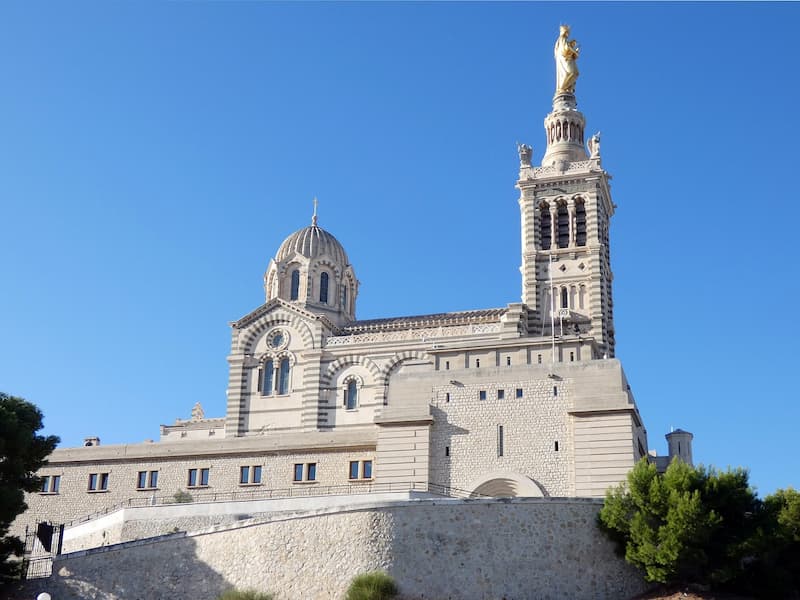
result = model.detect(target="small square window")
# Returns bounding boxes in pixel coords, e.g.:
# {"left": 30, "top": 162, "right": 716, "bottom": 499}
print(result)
{"left": 88, "top": 472, "right": 109, "bottom": 492}
{"left": 515, "top": 388, "right": 523, "bottom": 398}
{"left": 188, "top": 468, "right": 210, "bottom": 488}
{"left": 479, "top": 390, "right": 486, "bottom": 401}
{"left": 497, "top": 389, "right": 505, "bottom": 400}
{"left": 138, "top": 470, "right": 158, "bottom": 490}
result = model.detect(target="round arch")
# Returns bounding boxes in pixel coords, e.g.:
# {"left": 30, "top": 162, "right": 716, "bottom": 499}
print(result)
{"left": 468, "top": 471, "right": 546, "bottom": 498}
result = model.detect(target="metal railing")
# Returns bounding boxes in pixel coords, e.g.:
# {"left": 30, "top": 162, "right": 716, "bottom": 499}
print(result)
{"left": 62, "top": 481, "right": 485, "bottom": 529}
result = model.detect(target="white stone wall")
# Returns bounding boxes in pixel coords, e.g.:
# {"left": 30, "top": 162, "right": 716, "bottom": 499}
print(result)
{"left": 16, "top": 498, "right": 647, "bottom": 600}
{"left": 429, "top": 368, "right": 573, "bottom": 496}
{"left": 14, "top": 447, "right": 375, "bottom": 539}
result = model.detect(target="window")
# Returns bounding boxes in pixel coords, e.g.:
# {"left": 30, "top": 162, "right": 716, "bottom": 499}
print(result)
{"left": 557, "top": 203, "right": 569, "bottom": 248}
{"left": 555, "top": 441, "right": 560, "bottom": 452}
{"left": 345, "top": 380, "right": 358, "bottom": 410}
{"left": 320, "top": 272, "right": 329, "bottom": 303}
{"left": 240, "top": 465, "right": 262, "bottom": 485}
{"left": 262, "top": 359, "right": 274, "bottom": 396}
{"left": 445, "top": 393, "right": 450, "bottom": 403}
{"left": 540, "top": 206, "right": 552, "bottom": 250}
{"left": 506, "top": 356, "right": 511, "bottom": 366}
{"left": 40, "top": 475, "right": 60, "bottom": 494}
{"left": 294, "top": 463, "right": 316, "bottom": 482}
{"left": 290, "top": 269, "right": 300, "bottom": 300}
{"left": 497, "top": 389, "right": 505, "bottom": 400}
{"left": 561, "top": 287, "right": 568, "bottom": 309}
{"left": 498, "top": 425, "right": 504, "bottom": 457}
{"left": 575, "top": 201, "right": 587, "bottom": 246}
{"left": 475, "top": 358, "right": 480, "bottom": 368}
{"left": 479, "top": 390, "right": 486, "bottom": 401}
{"left": 445, "top": 361, "right": 450, "bottom": 370}
{"left": 188, "top": 468, "right": 210, "bottom": 488}
{"left": 553, "top": 386, "right": 558, "bottom": 397}
{"left": 445, "top": 446, "right": 450, "bottom": 457}
{"left": 277, "top": 358, "right": 290, "bottom": 394}
{"left": 342, "top": 285, "right": 347, "bottom": 310}
{"left": 570, "top": 351, "right": 575, "bottom": 362}
{"left": 348, "top": 460, "right": 373, "bottom": 480}
{"left": 88, "top": 472, "right": 109, "bottom": 492}
{"left": 537, "top": 354, "right": 542, "bottom": 364}
{"left": 137, "top": 470, "right": 158, "bottom": 490}
{"left": 516, "top": 388, "right": 523, "bottom": 398}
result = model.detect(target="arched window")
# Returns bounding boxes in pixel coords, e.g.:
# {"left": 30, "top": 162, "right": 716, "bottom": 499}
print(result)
{"left": 342, "top": 284, "right": 347, "bottom": 311}
{"left": 557, "top": 204, "right": 570, "bottom": 248}
{"left": 290, "top": 270, "right": 300, "bottom": 300}
{"left": 277, "top": 358, "right": 290, "bottom": 395}
{"left": 262, "top": 359, "right": 274, "bottom": 396}
{"left": 540, "top": 206, "right": 551, "bottom": 250}
{"left": 320, "top": 272, "right": 329, "bottom": 303}
{"left": 561, "top": 287, "right": 568, "bottom": 309}
{"left": 575, "top": 201, "right": 587, "bottom": 246}
{"left": 345, "top": 380, "right": 358, "bottom": 410}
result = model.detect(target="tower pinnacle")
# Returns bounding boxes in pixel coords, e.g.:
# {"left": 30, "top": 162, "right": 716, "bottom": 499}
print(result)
{"left": 312, "top": 197, "right": 318, "bottom": 226}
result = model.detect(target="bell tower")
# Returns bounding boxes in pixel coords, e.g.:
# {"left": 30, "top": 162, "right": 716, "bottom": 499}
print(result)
{"left": 516, "top": 25, "right": 616, "bottom": 358}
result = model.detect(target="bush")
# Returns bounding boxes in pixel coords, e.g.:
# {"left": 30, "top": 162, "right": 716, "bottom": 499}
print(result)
{"left": 216, "top": 589, "right": 273, "bottom": 600}
{"left": 172, "top": 490, "right": 193, "bottom": 503}
{"left": 345, "top": 571, "right": 398, "bottom": 600}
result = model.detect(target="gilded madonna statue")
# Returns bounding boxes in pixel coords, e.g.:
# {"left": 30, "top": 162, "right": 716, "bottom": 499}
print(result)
{"left": 554, "top": 25, "right": 579, "bottom": 94}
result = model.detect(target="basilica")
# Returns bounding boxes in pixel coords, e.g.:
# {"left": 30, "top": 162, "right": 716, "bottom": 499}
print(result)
{"left": 17, "top": 26, "right": 691, "bottom": 539}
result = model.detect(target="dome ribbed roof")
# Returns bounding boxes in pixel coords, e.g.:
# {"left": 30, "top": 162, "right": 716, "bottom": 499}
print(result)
{"left": 275, "top": 224, "right": 349, "bottom": 265}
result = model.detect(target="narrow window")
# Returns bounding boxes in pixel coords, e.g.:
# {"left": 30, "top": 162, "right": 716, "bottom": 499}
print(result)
{"left": 540, "top": 207, "right": 551, "bottom": 250}
{"left": 349, "top": 461, "right": 359, "bottom": 480}
{"left": 307, "top": 463, "right": 317, "bottom": 481}
{"left": 262, "top": 359, "right": 274, "bottom": 396}
{"left": 200, "top": 468, "right": 209, "bottom": 486}
{"left": 557, "top": 204, "right": 570, "bottom": 248}
{"left": 148, "top": 471, "right": 158, "bottom": 488}
{"left": 320, "top": 272, "right": 329, "bottom": 303}
{"left": 278, "top": 358, "right": 290, "bottom": 394}
{"left": 570, "top": 351, "right": 575, "bottom": 362}
{"left": 445, "top": 392, "right": 450, "bottom": 403}
{"left": 293, "top": 464, "right": 303, "bottom": 482}
{"left": 537, "top": 354, "right": 542, "bottom": 364}
{"left": 345, "top": 380, "right": 358, "bottom": 410}
{"left": 475, "top": 358, "right": 480, "bottom": 368}
{"left": 506, "top": 356, "right": 511, "bottom": 366}
{"left": 498, "top": 425, "right": 504, "bottom": 457}
{"left": 99, "top": 473, "right": 109, "bottom": 491}
{"left": 561, "top": 287, "right": 568, "bottom": 309}
{"left": 497, "top": 389, "right": 504, "bottom": 400}
{"left": 553, "top": 386, "right": 558, "bottom": 397}
{"left": 445, "top": 446, "right": 450, "bottom": 457}
{"left": 252, "top": 466, "right": 262, "bottom": 484}
{"left": 290, "top": 269, "right": 300, "bottom": 300}
{"left": 188, "top": 469, "right": 198, "bottom": 487}
{"left": 137, "top": 471, "right": 147, "bottom": 489}
{"left": 240, "top": 466, "right": 250, "bottom": 485}
{"left": 515, "top": 388, "right": 523, "bottom": 399}
{"left": 575, "top": 201, "right": 587, "bottom": 246}
{"left": 40, "top": 476, "right": 50, "bottom": 493}
{"left": 363, "top": 460, "right": 372, "bottom": 479}
{"left": 445, "top": 361, "right": 450, "bottom": 370}
{"left": 479, "top": 390, "right": 486, "bottom": 401}
{"left": 51, "top": 475, "right": 60, "bottom": 493}
{"left": 555, "top": 441, "right": 559, "bottom": 451}
{"left": 342, "top": 284, "right": 347, "bottom": 310}
{"left": 88, "top": 473, "right": 97, "bottom": 491}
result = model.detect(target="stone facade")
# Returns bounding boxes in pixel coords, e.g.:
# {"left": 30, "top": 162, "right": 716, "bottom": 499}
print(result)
{"left": 16, "top": 498, "right": 649, "bottom": 600}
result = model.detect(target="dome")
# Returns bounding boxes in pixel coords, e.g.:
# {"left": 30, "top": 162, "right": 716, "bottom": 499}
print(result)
{"left": 275, "top": 223, "right": 349, "bottom": 266}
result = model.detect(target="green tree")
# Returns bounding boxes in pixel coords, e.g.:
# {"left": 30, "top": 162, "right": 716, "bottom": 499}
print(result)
{"left": 598, "top": 458, "right": 760, "bottom": 589}
{"left": 0, "top": 393, "right": 59, "bottom": 581}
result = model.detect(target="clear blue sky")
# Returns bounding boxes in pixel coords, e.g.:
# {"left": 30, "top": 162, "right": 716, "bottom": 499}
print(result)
{"left": 1, "top": 2, "right": 798, "bottom": 496}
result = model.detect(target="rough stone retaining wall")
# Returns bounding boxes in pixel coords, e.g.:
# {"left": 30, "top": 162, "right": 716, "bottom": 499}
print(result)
{"left": 20, "top": 497, "right": 648, "bottom": 600}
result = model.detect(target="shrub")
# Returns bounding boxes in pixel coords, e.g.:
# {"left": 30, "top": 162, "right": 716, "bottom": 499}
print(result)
{"left": 345, "top": 571, "right": 398, "bottom": 600}
{"left": 172, "top": 490, "right": 193, "bottom": 503}
{"left": 216, "top": 589, "right": 273, "bottom": 600}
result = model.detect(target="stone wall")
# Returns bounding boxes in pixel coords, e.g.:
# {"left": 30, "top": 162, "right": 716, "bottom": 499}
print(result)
{"left": 19, "top": 498, "right": 648, "bottom": 600}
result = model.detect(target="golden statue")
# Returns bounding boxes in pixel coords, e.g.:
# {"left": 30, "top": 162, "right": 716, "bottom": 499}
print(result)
{"left": 554, "top": 24, "right": 580, "bottom": 94}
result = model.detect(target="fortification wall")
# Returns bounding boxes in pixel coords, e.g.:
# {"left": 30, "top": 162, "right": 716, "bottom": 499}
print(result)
{"left": 21, "top": 498, "right": 647, "bottom": 600}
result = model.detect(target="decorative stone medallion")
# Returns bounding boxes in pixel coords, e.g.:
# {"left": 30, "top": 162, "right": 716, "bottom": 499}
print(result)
{"left": 267, "top": 328, "right": 289, "bottom": 351}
